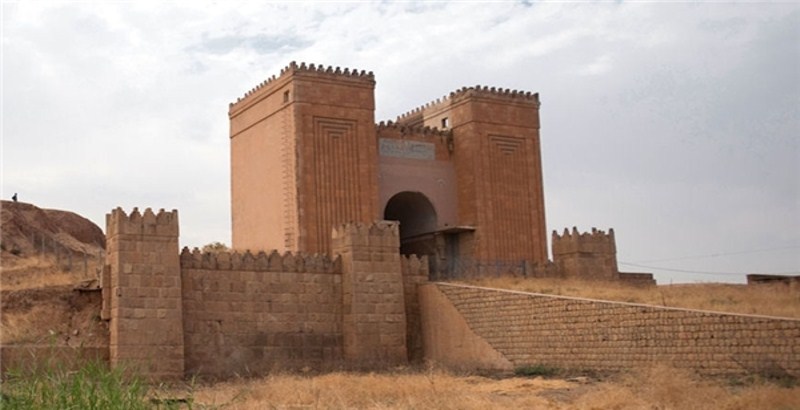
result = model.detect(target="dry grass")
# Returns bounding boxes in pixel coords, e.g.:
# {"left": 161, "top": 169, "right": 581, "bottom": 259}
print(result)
{"left": 464, "top": 276, "right": 800, "bottom": 318}
{"left": 0, "top": 284, "right": 107, "bottom": 346}
{"left": 1, "top": 253, "right": 105, "bottom": 345}
{"left": 180, "top": 369, "right": 573, "bottom": 409}
{"left": 165, "top": 366, "right": 799, "bottom": 409}
{"left": 573, "top": 365, "right": 800, "bottom": 410}
{"left": 0, "top": 253, "right": 102, "bottom": 291}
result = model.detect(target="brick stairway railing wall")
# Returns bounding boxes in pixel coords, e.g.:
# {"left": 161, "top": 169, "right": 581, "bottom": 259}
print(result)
{"left": 422, "top": 283, "right": 800, "bottom": 376}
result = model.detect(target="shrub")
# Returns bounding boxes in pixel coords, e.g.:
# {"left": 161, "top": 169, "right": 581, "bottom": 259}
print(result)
{"left": 201, "top": 241, "right": 229, "bottom": 253}
{"left": 514, "top": 364, "right": 558, "bottom": 377}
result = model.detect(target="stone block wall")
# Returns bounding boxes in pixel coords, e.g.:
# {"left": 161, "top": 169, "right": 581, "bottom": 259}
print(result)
{"left": 422, "top": 283, "right": 800, "bottom": 376}
{"left": 106, "top": 211, "right": 415, "bottom": 379}
{"left": 180, "top": 249, "right": 343, "bottom": 377}
{"left": 332, "top": 222, "right": 407, "bottom": 366}
{"left": 552, "top": 227, "right": 618, "bottom": 280}
{"left": 552, "top": 227, "right": 655, "bottom": 285}
{"left": 106, "top": 208, "right": 184, "bottom": 380}
{"left": 401, "top": 254, "right": 429, "bottom": 362}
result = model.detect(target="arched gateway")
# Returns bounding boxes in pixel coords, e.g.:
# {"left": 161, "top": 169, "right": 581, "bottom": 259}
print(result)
{"left": 384, "top": 191, "right": 437, "bottom": 256}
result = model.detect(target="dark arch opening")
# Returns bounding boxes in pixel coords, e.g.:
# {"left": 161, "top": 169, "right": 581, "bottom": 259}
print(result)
{"left": 384, "top": 191, "right": 437, "bottom": 255}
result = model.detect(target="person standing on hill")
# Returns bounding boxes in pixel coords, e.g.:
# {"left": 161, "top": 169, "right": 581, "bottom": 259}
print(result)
{"left": 12, "top": 193, "right": 17, "bottom": 202}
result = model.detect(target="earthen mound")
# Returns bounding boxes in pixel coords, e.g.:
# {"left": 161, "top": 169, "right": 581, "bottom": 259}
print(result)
{"left": 0, "top": 202, "right": 109, "bottom": 360}
{"left": 0, "top": 200, "right": 104, "bottom": 259}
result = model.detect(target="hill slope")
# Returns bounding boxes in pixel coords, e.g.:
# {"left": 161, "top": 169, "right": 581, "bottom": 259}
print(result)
{"left": 1, "top": 201, "right": 107, "bottom": 347}
{"left": 1, "top": 200, "right": 104, "bottom": 258}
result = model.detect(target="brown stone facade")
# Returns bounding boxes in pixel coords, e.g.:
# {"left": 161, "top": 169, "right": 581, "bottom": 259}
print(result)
{"left": 394, "top": 86, "right": 547, "bottom": 265}
{"left": 421, "top": 283, "right": 800, "bottom": 377}
{"left": 230, "top": 63, "right": 378, "bottom": 255}
{"left": 228, "top": 61, "right": 656, "bottom": 284}
{"left": 229, "top": 62, "right": 548, "bottom": 276}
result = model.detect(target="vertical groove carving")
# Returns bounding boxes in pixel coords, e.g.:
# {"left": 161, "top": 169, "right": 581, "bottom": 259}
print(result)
{"left": 488, "top": 135, "right": 532, "bottom": 261}
{"left": 312, "top": 117, "right": 360, "bottom": 252}
{"left": 282, "top": 106, "right": 297, "bottom": 250}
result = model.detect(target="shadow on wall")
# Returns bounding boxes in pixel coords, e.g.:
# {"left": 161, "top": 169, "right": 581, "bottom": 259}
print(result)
{"left": 384, "top": 191, "right": 437, "bottom": 241}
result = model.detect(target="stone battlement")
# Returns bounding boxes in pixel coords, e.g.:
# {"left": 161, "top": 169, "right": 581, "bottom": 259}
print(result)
{"left": 230, "top": 61, "right": 375, "bottom": 110}
{"left": 552, "top": 226, "right": 616, "bottom": 255}
{"left": 400, "top": 254, "right": 429, "bottom": 276}
{"left": 179, "top": 247, "right": 340, "bottom": 273}
{"left": 331, "top": 220, "right": 399, "bottom": 241}
{"left": 376, "top": 120, "right": 450, "bottom": 138}
{"left": 396, "top": 85, "right": 540, "bottom": 123}
{"left": 106, "top": 207, "right": 178, "bottom": 237}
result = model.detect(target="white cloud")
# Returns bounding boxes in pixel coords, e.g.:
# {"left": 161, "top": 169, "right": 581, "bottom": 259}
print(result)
{"left": 576, "top": 54, "right": 613, "bottom": 76}
{"left": 2, "top": 1, "right": 798, "bottom": 282}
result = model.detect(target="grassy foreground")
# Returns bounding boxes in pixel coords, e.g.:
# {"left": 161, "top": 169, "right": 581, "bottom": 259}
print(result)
{"left": 177, "top": 365, "right": 799, "bottom": 409}
{"left": 2, "top": 362, "right": 798, "bottom": 409}
{"left": 0, "top": 360, "right": 151, "bottom": 409}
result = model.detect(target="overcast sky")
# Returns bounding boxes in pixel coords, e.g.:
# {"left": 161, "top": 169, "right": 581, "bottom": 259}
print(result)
{"left": 2, "top": 2, "right": 798, "bottom": 284}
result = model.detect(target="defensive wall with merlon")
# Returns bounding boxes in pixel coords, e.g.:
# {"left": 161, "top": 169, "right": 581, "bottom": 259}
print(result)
{"left": 25, "top": 205, "right": 786, "bottom": 382}
{"left": 104, "top": 208, "right": 428, "bottom": 380}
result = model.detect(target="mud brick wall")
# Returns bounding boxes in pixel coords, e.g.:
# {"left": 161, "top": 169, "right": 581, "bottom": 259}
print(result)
{"left": 180, "top": 249, "right": 343, "bottom": 377}
{"left": 425, "top": 283, "right": 800, "bottom": 376}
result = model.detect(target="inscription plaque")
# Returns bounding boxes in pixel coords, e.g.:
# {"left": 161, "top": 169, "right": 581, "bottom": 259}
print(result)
{"left": 379, "top": 138, "right": 435, "bottom": 160}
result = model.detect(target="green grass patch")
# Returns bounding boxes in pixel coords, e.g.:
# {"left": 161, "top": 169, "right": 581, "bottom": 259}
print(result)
{"left": 514, "top": 364, "right": 559, "bottom": 378}
{"left": 0, "top": 360, "right": 158, "bottom": 409}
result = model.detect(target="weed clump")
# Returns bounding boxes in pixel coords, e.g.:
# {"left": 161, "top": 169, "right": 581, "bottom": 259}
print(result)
{"left": 514, "top": 364, "right": 559, "bottom": 377}
{"left": 0, "top": 360, "right": 151, "bottom": 409}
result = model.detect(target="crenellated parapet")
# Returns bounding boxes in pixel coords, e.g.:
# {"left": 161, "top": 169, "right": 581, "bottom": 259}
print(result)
{"left": 106, "top": 207, "right": 178, "bottom": 237}
{"left": 229, "top": 61, "right": 375, "bottom": 110}
{"left": 331, "top": 220, "right": 400, "bottom": 249}
{"left": 551, "top": 227, "right": 619, "bottom": 281}
{"left": 552, "top": 227, "right": 616, "bottom": 256}
{"left": 395, "top": 85, "right": 540, "bottom": 124}
{"left": 376, "top": 120, "right": 450, "bottom": 138}
{"left": 400, "top": 254, "right": 429, "bottom": 277}
{"left": 394, "top": 94, "right": 452, "bottom": 124}
{"left": 376, "top": 120, "right": 453, "bottom": 156}
{"left": 179, "top": 247, "right": 341, "bottom": 273}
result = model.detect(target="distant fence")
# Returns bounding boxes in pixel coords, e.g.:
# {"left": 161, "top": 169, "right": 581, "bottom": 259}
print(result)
{"left": 431, "top": 259, "right": 540, "bottom": 281}
{"left": 23, "top": 230, "right": 104, "bottom": 276}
